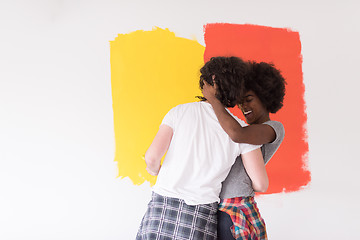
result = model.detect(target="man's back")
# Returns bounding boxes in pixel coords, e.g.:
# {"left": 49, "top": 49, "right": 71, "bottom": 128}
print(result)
{"left": 153, "top": 101, "right": 260, "bottom": 205}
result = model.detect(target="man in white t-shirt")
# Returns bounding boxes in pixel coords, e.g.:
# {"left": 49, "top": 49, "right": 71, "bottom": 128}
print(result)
{"left": 136, "top": 57, "right": 268, "bottom": 240}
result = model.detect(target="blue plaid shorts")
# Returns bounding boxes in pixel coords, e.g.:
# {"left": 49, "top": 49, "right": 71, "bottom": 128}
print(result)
{"left": 136, "top": 192, "right": 218, "bottom": 240}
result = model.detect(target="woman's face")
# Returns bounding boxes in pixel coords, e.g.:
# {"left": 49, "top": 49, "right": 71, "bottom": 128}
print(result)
{"left": 238, "top": 90, "right": 270, "bottom": 125}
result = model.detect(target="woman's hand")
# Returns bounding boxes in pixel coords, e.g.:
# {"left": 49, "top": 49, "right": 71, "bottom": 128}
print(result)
{"left": 202, "top": 78, "right": 217, "bottom": 102}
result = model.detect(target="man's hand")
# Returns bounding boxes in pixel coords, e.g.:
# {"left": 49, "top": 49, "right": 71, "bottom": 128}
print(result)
{"left": 146, "top": 166, "right": 161, "bottom": 176}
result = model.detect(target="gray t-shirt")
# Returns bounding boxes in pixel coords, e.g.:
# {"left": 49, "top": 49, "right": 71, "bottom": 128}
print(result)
{"left": 219, "top": 120, "right": 285, "bottom": 199}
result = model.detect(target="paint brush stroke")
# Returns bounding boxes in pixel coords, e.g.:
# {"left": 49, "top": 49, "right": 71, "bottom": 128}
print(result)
{"left": 110, "top": 27, "right": 205, "bottom": 185}
{"left": 204, "top": 23, "right": 310, "bottom": 194}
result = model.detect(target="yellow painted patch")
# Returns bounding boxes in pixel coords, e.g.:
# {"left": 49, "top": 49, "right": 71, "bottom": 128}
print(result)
{"left": 110, "top": 27, "right": 205, "bottom": 185}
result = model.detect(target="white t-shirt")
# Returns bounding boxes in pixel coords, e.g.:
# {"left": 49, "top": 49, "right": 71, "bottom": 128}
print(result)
{"left": 152, "top": 102, "right": 261, "bottom": 205}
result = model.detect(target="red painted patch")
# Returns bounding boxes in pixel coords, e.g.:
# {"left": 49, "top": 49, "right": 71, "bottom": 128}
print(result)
{"left": 204, "top": 23, "right": 310, "bottom": 194}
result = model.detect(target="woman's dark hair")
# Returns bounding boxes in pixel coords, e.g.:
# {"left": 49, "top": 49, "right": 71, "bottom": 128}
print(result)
{"left": 198, "top": 56, "right": 248, "bottom": 108}
{"left": 245, "top": 61, "right": 286, "bottom": 113}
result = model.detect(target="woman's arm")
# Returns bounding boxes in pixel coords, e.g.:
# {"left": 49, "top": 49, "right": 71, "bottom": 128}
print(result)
{"left": 144, "top": 125, "right": 173, "bottom": 175}
{"left": 202, "top": 81, "right": 275, "bottom": 145}
{"left": 241, "top": 148, "right": 269, "bottom": 192}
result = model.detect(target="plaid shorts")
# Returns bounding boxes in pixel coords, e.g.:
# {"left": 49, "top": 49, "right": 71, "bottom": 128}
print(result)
{"left": 218, "top": 196, "right": 267, "bottom": 240}
{"left": 136, "top": 192, "right": 218, "bottom": 240}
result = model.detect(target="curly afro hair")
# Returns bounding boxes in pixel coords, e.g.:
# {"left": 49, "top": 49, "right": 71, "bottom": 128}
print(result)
{"left": 198, "top": 56, "right": 249, "bottom": 108}
{"left": 244, "top": 61, "right": 286, "bottom": 113}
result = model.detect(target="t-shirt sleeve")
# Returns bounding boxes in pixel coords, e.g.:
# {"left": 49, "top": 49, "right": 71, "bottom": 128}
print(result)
{"left": 160, "top": 106, "right": 178, "bottom": 130}
{"left": 262, "top": 121, "right": 285, "bottom": 164}
{"left": 239, "top": 142, "right": 262, "bottom": 155}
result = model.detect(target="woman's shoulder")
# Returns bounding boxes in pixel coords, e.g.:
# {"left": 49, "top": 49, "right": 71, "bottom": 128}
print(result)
{"left": 262, "top": 120, "right": 285, "bottom": 143}
{"left": 263, "top": 120, "right": 284, "bottom": 132}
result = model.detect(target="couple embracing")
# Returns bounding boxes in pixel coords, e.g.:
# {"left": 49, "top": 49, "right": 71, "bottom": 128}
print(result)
{"left": 136, "top": 56, "right": 286, "bottom": 240}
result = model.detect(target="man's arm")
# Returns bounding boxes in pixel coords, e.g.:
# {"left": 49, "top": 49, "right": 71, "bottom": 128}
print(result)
{"left": 241, "top": 148, "right": 269, "bottom": 192}
{"left": 202, "top": 81, "right": 275, "bottom": 145}
{"left": 144, "top": 125, "right": 173, "bottom": 175}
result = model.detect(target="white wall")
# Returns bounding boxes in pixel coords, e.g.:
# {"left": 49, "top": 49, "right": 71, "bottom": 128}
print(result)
{"left": 1, "top": 0, "right": 359, "bottom": 239}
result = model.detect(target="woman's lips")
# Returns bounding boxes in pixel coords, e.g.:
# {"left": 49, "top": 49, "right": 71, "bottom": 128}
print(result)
{"left": 243, "top": 110, "right": 253, "bottom": 121}
{"left": 243, "top": 110, "right": 252, "bottom": 115}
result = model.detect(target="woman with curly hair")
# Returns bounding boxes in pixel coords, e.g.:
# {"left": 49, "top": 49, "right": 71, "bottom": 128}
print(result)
{"left": 203, "top": 61, "right": 286, "bottom": 240}
{"left": 136, "top": 57, "right": 268, "bottom": 240}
